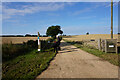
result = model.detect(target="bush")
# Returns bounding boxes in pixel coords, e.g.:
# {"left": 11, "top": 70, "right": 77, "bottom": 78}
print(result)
{"left": 2, "top": 39, "right": 54, "bottom": 61}
{"left": 41, "top": 40, "right": 53, "bottom": 51}
{"left": 2, "top": 40, "right": 38, "bottom": 62}
{"left": 2, "top": 44, "right": 31, "bottom": 61}
{"left": 47, "top": 38, "right": 54, "bottom": 42}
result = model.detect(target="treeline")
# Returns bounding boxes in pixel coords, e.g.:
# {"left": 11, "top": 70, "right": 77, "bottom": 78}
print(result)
{"left": 1, "top": 34, "right": 48, "bottom": 37}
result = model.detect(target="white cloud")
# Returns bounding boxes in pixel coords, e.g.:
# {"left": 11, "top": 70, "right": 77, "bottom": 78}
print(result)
{"left": 73, "top": 8, "right": 92, "bottom": 15}
{"left": 78, "top": 16, "right": 96, "bottom": 19}
{"left": 2, "top": 2, "right": 65, "bottom": 20}
{"left": 105, "top": 2, "right": 118, "bottom": 7}
{"left": 73, "top": 2, "right": 118, "bottom": 16}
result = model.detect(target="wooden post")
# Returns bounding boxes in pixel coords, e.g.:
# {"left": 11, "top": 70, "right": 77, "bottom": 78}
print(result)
{"left": 38, "top": 32, "right": 41, "bottom": 51}
{"left": 111, "top": 0, "right": 113, "bottom": 39}
{"left": 98, "top": 39, "right": 102, "bottom": 50}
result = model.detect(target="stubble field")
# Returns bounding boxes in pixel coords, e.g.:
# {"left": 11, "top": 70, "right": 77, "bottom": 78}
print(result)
{"left": 64, "top": 34, "right": 118, "bottom": 41}
{"left": 1, "top": 37, "right": 49, "bottom": 44}
{"left": 1, "top": 34, "right": 119, "bottom": 45}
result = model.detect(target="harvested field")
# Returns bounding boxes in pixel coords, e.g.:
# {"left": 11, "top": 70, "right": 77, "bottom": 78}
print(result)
{"left": 64, "top": 34, "right": 118, "bottom": 41}
{"left": 1, "top": 37, "right": 49, "bottom": 44}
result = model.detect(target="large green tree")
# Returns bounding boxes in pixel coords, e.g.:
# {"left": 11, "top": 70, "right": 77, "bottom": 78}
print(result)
{"left": 46, "top": 25, "right": 63, "bottom": 38}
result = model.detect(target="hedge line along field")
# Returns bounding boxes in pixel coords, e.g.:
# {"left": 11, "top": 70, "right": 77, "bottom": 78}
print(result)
{"left": 64, "top": 34, "right": 118, "bottom": 41}
{"left": 2, "top": 37, "right": 49, "bottom": 44}
{"left": 2, "top": 38, "right": 56, "bottom": 79}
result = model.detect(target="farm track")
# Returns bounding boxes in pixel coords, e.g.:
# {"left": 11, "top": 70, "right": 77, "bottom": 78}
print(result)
{"left": 36, "top": 40, "right": 118, "bottom": 79}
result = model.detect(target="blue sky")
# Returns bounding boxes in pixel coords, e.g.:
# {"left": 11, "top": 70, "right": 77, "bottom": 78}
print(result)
{"left": 2, "top": 2, "right": 118, "bottom": 35}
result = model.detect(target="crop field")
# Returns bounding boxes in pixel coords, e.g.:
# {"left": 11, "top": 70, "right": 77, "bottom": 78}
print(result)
{"left": 64, "top": 34, "right": 118, "bottom": 41}
{"left": 1, "top": 37, "right": 49, "bottom": 44}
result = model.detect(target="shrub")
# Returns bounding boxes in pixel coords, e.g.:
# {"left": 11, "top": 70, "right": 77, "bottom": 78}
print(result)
{"left": 2, "top": 40, "right": 38, "bottom": 61}
{"left": 47, "top": 38, "right": 54, "bottom": 42}
{"left": 2, "top": 44, "right": 31, "bottom": 61}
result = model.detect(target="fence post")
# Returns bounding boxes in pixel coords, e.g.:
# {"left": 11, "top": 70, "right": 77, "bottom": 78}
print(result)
{"left": 38, "top": 32, "right": 41, "bottom": 51}
{"left": 98, "top": 39, "right": 101, "bottom": 51}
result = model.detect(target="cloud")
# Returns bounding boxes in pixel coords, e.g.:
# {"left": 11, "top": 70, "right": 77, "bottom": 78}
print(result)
{"left": 73, "top": 3, "right": 105, "bottom": 15}
{"left": 73, "top": 8, "right": 92, "bottom": 15}
{"left": 79, "top": 16, "right": 96, "bottom": 19}
{"left": 0, "top": 2, "right": 2, "bottom": 21}
{"left": 105, "top": 2, "right": 118, "bottom": 7}
{"left": 2, "top": 2, "right": 65, "bottom": 20}
{"left": 73, "top": 2, "right": 118, "bottom": 16}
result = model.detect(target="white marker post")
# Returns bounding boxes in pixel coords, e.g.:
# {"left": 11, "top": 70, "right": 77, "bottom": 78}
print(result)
{"left": 38, "top": 32, "right": 41, "bottom": 51}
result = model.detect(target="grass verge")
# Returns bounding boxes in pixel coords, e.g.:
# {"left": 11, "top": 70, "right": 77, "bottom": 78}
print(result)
{"left": 2, "top": 49, "right": 56, "bottom": 80}
{"left": 64, "top": 39, "right": 119, "bottom": 66}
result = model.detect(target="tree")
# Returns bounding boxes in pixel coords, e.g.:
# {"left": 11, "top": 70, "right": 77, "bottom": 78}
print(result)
{"left": 46, "top": 25, "right": 63, "bottom": 39}
{"left": 25, "top": 34, "right": 31, "bottom": 37}
{"left": 86, "top": 32, "right": 89, "bottom": 35}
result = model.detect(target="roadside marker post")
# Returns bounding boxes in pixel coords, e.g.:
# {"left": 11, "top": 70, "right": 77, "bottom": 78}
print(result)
{"left": 38, "top": 32, "right": 41, "bottom": 52}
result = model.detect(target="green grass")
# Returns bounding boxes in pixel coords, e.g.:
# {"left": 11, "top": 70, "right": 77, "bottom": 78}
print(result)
{"left": 64, "top": 39, "right": 119, "bottom": 66}
{"left": 2, "top": 49, "right": 56, "bottom": 80}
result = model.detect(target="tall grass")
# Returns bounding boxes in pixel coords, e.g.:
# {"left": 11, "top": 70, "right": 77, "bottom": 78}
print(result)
{"left": 2, "top": 39, "right": 53, "bottom": 62}
{"left": 2, "top": 50, "right": 56, "bottom": 80}
{"left": 2, "top": 40, "right": 37, "bottom": 62}
{"left": 2, "top": 39, "right": 56, "bottom": 80}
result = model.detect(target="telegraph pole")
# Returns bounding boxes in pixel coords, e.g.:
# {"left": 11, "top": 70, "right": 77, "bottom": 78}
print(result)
{"left": 111, "top": 0, "right": 113, "bottom": 39}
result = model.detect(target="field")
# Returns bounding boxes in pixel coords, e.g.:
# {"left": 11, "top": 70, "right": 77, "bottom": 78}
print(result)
{"left": 63, "top": 34, "right": 119, "bottom": 50}
{"left": 64, "top": 34, "right": 118, "bottom": 41}
{"left": 1, "top": 34, "right": 118, "bottom": 44}
{"left": 1, "top": 37, "right": 49, "bottom": 44}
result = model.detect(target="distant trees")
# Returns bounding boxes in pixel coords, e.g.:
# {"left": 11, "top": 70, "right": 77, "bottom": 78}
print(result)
{"left": 1, "top": 34, "right": 49, "bottom": 37}
{"left": 25, "top": 34, "right": 37, "bottom": 37}
{"left": 2, "top": 35, "right": 24, "bottom": 37}
{"left": 25, "top": 34, "right": 48, "bottom": 37}
{"left": 46, "top": 25, "right": 63, "bottom": 39}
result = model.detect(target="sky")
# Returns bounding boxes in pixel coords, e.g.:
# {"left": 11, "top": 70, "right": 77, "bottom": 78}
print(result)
{"left": 2, "top": 2, "right": 119, "bottom": 35}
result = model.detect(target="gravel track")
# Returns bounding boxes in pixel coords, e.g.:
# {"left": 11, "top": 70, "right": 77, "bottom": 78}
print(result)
{"left": 36, "top": 41, "right": 118, "bottom": 79}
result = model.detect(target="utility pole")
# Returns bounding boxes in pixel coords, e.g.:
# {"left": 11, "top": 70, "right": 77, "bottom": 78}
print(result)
{"left": 111, "top": 0, "right": 113, "bottom": 39}
{"left": 38, "top": 32, "right": 41, "bottom": 51}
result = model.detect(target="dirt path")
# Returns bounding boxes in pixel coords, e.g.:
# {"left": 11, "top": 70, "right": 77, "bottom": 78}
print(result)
{"left": 36, "top": 41, "right": 118, "bottom": 79}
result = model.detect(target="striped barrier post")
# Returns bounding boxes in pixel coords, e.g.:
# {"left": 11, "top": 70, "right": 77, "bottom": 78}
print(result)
{"left": 38, "top": 32, "right": 41, "bottom": 51}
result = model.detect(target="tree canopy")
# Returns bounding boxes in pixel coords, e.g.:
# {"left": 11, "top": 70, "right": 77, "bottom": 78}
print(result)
{"left": 46, "top": 25, "right": 63, "bottom": 38}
